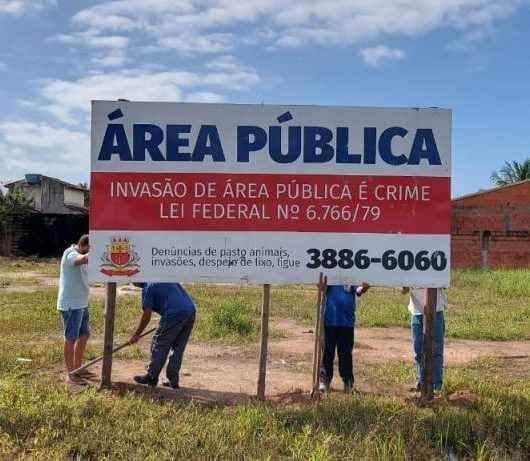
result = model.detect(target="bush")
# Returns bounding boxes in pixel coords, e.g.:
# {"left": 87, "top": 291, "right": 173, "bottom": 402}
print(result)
{"left": 200, "top": 299, "right": 256, "bottom": 341}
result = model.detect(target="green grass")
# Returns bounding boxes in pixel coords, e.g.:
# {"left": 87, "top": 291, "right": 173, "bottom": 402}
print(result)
{"left": 0, "top": 361, "right": 528, "bottom": 460}
{"left": 270, "top": 270, "right": 530, "bottom": 341}
{"left": 0, "top": 264, "right": 529, "bottom": 459}
{"left": 0, "top": 268, "right": 528, "bottom": 348}
{"left": 188, "top": 270, "right": 530, "bottom": 341}
{"left": 0, "top": 256, "right": 60, "bottom": 276}
{"left": 194, "top": 298, "right": 257, "bottom": 343}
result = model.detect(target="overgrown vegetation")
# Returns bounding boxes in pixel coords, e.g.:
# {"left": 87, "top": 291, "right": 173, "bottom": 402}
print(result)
{"left": 194, "top": 298, "right": 257, "bottom": 342}
{"left": 0, "top": 256, "right": 60, "bottom": 276}
{"left": 0, "top": 362, "right": 528, "bottom": 460}
{"left": 1, "top": 263, "right": 529, "bottom": 459}
{"left": 0, "top": 187, "right": 34, "bottom": 255}
{"left": 0, "top": 186, "right": 34, "bottom": 229}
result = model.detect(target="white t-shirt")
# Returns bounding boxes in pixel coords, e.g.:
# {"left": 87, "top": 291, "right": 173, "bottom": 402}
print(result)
{"left": 57, "top": 245, "right": 89, "bottom": 311}
{"left": 408, "top": 288, "right": 447, "bottom": 315}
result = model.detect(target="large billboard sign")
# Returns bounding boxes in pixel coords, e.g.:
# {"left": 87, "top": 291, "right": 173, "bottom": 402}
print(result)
{"left": 89, "top": 101, "right": 451, "bottom": 286}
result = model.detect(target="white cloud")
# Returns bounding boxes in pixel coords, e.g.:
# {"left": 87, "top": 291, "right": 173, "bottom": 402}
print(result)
{"left": 90, "top": 51, "right": 127, "bottom": 68}
{"left": 51, "top": 33, "right": 129, "bottom": 49}
{"left": 38, "top": 67, "right": 260, "bottom": 124}
{"left": 0, "top": 0, "right": 55, "bottom": 14}
{"left": 0, "top": 122, "right": 89, "bottom": 184}
{"left": 448, "top": 28, "right": 492, "bottom": 51}
{"left": 69, "top": 0, "right": 524, "bottom": 54}
{"left": 50, "top": 33, "right": 129, "bottom": 68}
{"left": 359, "top": 45, "right": 405, "bottom": 66}
{"left": 206, "top": 55, "right": 253, "bottom": 72}
{"left": 159, "top": 33, "right": 234, "bottom": 55}
{"left": 185, "top": 92, "right": 226, "bottom": 103}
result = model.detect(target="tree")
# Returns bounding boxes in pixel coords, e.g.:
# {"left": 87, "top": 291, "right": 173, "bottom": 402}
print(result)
{"left": 0, "top": 187, "right": 34, "bottom": 255}
{"left": 490, "top": 158, "right": 530, "bottom": 186}
{"left": 0, "top": 187, "right": 34, "bottom": 230}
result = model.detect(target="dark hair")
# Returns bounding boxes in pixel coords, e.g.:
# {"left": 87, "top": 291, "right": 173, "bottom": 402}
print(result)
{"left": 78, "top": 234, "right": 89, "bottom": 246}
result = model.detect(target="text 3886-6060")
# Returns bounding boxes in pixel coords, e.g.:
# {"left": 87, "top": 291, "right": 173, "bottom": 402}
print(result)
{"left": 306, "top": 249, "right": 447, "bottom": 271}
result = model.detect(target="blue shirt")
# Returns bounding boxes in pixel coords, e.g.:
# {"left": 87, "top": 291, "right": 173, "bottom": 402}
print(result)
{"left": 324, "top": 285, "right": 358, "bottom": 327}
{"left": 142, "top": 283, "right": 196, "bottom": 321}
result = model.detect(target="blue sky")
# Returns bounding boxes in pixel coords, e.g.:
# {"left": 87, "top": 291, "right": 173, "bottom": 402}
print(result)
{"left": 0, "top": 0, "right": 529, "bottom": 197}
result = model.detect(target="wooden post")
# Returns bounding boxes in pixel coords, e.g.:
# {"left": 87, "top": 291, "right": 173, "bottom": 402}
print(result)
{"left": 100, "top": 282, "right": 117, "bottom": 389}
{"left": 316, "top": 277, "right": 327, "bottom": 384}
{"left": 257, "top": 284, "right": 270, "bottom": 400}
{"left": 311, "top": 273, "right": 324, "bottom": 394}
{"left": 312, "top": 275, "right": 327, "bottom": 397}
{"left": 421, "top": 287, "right": 437, "bottom": 401}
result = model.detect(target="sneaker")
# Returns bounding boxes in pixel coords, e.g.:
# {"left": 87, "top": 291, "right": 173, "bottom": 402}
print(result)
{"left": 66, "top": 373, "right": 88, "bottom": 386}
{"left": 133, "top": 374, "right": 158, "bottom": 387}
{"left": 318, "top": 381, "right": 330, "bottom": 392}
{"left": 162, "top": 380, "right": 180, "bottom": 390}
{"left": 343, "top": 380, "right": 354, "bottom": 394}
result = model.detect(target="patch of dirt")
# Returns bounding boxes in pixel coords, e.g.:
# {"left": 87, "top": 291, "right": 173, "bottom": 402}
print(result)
{"left": 64, "top": 318, "right": 529, "bottom": 405}
{"left": 0, "top": 269, "right": 139, "bottom": 297}
{"left": 89, "top": 284, "right": 141, "bottom": 297}
{"left": 0, "top": 270, "right": 57, "bottom": 292}
{"left": 271, "top": 319, "right": 530, "bottom": 366}
{"left": 447, "top": 390, "right": 480, "bottom": 408}
{"left": 405, "top": 390, "right": 481, "bottom": 409}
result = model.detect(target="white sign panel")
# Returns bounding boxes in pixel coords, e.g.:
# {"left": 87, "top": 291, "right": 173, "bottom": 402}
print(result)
{"left": 89, "top": 101, "right": 451, "bottom": 286}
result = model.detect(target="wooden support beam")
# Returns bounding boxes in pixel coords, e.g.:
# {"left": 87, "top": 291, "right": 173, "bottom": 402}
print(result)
{"left": 421, "top": 287, "right": 437, "bottom": 401}
{"left": 311, "top": 273, "right": 324, "bottom": 395}
{"left": 257, "top": 283, "right": 271, "bottom": 400}
{"left": 312, "top": 275, "right": 327, "bottom": 398}
{"left": 100, "top": 282, "right": 117, "bottom": 389}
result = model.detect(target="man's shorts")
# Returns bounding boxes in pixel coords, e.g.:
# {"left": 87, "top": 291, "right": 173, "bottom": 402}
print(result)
{"left": 60, "top": 308, "right": 90, "bottom": 340}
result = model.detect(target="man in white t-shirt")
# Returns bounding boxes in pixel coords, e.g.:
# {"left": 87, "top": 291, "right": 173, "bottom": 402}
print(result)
{"left": 57, "top": 234, "right": 91, "bottom": 385}
{"left": 401, "top": 287, "right": 447, "bottom": 392}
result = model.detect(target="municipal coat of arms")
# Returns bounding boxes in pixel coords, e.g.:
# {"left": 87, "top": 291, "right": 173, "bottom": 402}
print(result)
{"left": 100, "top": 237, "right": 141, "bottom": 276}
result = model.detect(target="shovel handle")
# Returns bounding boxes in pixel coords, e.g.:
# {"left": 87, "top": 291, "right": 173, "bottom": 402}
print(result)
{"left": 70, "top": 327, "right": 157, "bottom": 375}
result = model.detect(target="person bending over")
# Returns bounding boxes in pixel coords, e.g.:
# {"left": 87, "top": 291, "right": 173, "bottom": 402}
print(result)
{"left": 130, "top": 283, "right": 196, "bottom": 389}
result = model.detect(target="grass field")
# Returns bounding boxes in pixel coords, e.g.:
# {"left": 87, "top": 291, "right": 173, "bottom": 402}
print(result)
{"left": 0, "top": 260, "right": 529, "bottom": 459}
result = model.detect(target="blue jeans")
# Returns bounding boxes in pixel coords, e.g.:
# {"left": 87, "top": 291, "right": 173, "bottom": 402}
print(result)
{"left": 147, "top": 313, "right": 195, "bottom": 383}
{"left": 411, "top": 311, "right": 445, "bottom": 390}
{"left": 60, "top": 308, "right": 90, "bottom": 340}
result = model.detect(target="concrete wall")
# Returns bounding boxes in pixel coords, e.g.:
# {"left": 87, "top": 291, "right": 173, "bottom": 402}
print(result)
{"left": 64, "top": 187, "right": 85, "bottom": 207}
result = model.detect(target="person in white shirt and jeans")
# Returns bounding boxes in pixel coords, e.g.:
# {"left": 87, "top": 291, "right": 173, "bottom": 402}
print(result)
{"left": 57, "top": 234, "right": 91, "bottom": 385}
{"left": 401, "top": 287, "right": 447, "bottom": 392}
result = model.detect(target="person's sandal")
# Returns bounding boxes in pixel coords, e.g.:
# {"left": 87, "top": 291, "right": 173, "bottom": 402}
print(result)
{"left": 66, "top": 374, "right": 88, "bottom": 386}
{"left": 75, "top": 369, "right": 98, "bottom": 379}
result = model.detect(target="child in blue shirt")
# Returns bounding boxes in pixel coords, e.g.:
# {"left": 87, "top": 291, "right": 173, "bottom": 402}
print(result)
{"left": 319, "top": 283, "right": 370, "bottom": 393}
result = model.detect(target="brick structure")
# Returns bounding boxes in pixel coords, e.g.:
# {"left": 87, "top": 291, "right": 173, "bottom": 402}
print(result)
{"left": 451, "top": 179, "right": 530, "bottom": 269}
